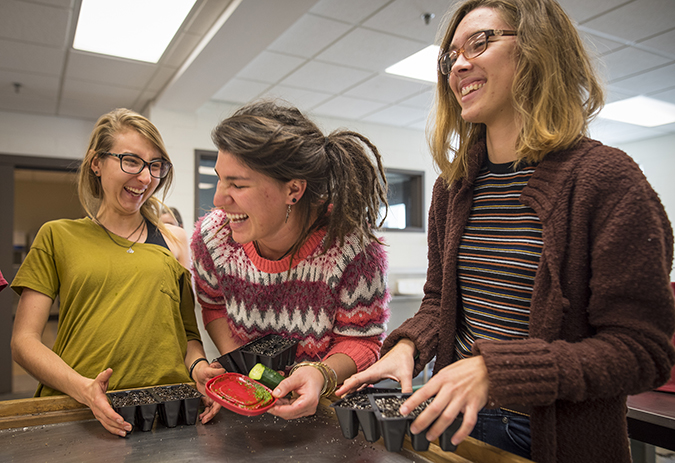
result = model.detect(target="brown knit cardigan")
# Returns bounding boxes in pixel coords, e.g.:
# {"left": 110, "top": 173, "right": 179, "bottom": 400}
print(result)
{"left": 383, "top": 137, "right": 675, "bottom": 463}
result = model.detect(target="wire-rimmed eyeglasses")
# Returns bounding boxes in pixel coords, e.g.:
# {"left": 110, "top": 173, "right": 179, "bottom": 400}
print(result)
{"left": 438, "top": 29, "right": 517, "bottom": 75}
{"left": 102, "top": 152, "right": 172, "bottom": 179}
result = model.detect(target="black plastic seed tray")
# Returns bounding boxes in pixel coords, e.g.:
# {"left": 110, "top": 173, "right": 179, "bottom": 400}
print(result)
{"left": 107, "top": 384, "right": 202, "bottom": 436}
{"left": 214, "top": 334, "right": 298, "bottom": 374}
{"left": 369, "top": 392, "right": 462, "bottom": 453}
{"left": 330, "top": 387, "right": 401, "bottom": 442}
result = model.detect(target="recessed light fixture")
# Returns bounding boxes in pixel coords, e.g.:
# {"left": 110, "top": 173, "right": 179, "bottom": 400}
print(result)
{"left": 73, "top": 0, "right": 197, "bottom": 63}
{"left": 598, "top": 96, "right": 675, "bottom": 127}
{"left": 385, "top": 45, "right": 439, "bottom": 83}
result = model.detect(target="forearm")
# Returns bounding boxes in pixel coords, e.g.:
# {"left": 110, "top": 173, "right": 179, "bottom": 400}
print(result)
{"left": 205, "top": 317, "right": 242, "bottom": 355}
{"left": 322, "top": 353, "right": 357, "bottom": 385}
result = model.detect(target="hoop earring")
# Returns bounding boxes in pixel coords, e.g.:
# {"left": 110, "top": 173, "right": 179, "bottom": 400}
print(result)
{"left": 285, "top": 204, "right": 292, "bottom": 223}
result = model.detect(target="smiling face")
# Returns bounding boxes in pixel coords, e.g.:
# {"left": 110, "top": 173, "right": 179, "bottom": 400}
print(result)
{"left": 91, "top": 129, "right": 161, "bottom": 218}
{"left": 213, "top": 150, "right": 298, "bottom": 249}
{"left": 447, "top": 7, "right": 518, "bottom": 129}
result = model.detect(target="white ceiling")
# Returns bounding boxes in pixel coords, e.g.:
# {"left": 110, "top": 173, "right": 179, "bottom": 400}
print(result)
{"left": 1, "top": 0, "right": 674, "bottom": 145}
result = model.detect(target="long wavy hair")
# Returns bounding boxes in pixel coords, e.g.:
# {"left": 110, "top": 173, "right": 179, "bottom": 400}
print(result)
{"left": 77, "top": 108, "right": 175, "bottom": 240}
{"left": 430, "top": 0, "right": 604, "bottom": 183}
{"left": 211, "top": 99, "right": 388, "bottom": 259}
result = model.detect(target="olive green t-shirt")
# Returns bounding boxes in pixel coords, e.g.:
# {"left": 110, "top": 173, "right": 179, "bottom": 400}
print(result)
{"left": 12, "top": 218, "right": 201, "bottom": 396}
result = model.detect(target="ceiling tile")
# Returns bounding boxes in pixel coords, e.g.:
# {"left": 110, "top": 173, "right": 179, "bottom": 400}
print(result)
{"left": 316, "top": 28, "right": 426, "bottom": 71}
{"left": 260, "top": 85, "right": 333, "bottom": 110}
{"left": 598, "top": 47, "right": 671, "bottom": 82}
{"left": 65, "top": 51, "right": 156, "bottom": 88}
{"left": 580, "top": 0, "right": 675, "bottom": 43}
{"left": 280, "top": 61, "right": 372, "bottom": 94}
{"left": 556, "top": 0, "right": 629, "bottom": 24}
{"left": 344, "top": 74, "right": 431, "bottom": 103}
{"left": 611, "top": 62, "right": 675, "bottom": 95}
{"left": 0, "top": 39, "right": 65, "bottom": 75}
{"left": 61, "top": 79, "right": 142, "bottom": 105}
{"left": 309, "top": 0, "right": 391, "bottom": 25}
{"left": 0, "top": 0, "right": 71, "bottom": 46}
{"left": 581, "top": 31, "right": 625, "bottom": 56}
{"left": 638, "top": 29, "right": 675, "bottom": 56}
{"left": 0, "top": 70, "right": 59, "bottom": 114}
{"left": 362, "top": 0, "right": 451, "bottom": 43}
{"left": 398, "top": 89, "right": 435, "bottom": 109}
{"left": 146, "top": 66, "right": 179, "bottom": 92}
{"left": 311, "top": 95, "right": 385, "bottom": 119}
{"left": 211, "top": 78, "right": 270, "bottom": 103}
{"left": 589, "top": 117, "right": 665, "bottom": 145}
{"left": 237, "top": 51, "right": 307, "bottom": 84}
{"left": 650, "top": 87, "right": 675, "bottom": 105}
{"left": 267, "top": 14, "right": 353, "bottom": 59}
{"left": 362, "top": 104, "right": 429, "bottom": 126}
{"left": 407, "top": 118, "right": 427, "bottom": 131}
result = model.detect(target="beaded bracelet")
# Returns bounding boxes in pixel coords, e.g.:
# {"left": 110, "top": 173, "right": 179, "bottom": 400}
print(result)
{"left": 289, "top": 361, "right": 338, "bottom": 397}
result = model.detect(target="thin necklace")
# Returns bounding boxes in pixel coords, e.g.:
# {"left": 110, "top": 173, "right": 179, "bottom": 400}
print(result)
{"left": 94, "top": 217, "right": 146, "bottom": 254}
{"left": 253, "top": 240, "right": 294, "bottom": 261}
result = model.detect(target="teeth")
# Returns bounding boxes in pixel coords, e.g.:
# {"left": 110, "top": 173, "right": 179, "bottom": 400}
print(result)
{"left": 461, "top": 82, "right": 484, "bottom": 96}
{"left": 126, "top": 187, "right": 145, "bottom": 196}
{"left": 226, "top": 213, "right": 249, "bottom": 223}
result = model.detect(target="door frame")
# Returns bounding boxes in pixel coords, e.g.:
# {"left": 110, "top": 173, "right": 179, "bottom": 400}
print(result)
{"left": 0, "top": 154, "right": 80, "bottom": 394}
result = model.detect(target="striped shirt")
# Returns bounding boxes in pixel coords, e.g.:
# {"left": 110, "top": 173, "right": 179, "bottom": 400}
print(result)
{"left": 455, "top": 159, "right": 542, "bottom": 360}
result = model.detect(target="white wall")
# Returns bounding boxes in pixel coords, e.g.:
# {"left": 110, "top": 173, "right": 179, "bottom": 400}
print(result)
{"left": 616, "top": 133, "right": 675, "bottom": 281}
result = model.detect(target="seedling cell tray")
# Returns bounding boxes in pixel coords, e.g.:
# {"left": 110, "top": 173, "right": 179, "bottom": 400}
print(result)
{"left": 330, "top": 387, "right": 400, "bottom": 442}
{"left": 213, "top": 334, "right": 298, "bottom": 374}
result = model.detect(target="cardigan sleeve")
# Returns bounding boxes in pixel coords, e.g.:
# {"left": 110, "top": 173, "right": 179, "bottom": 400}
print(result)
{"left": 325, "top": 240, "right": 390, "bottom": 371}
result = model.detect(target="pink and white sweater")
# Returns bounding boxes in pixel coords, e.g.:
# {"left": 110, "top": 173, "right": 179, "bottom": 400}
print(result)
{"left": 191, "top": 209, "right": 390, "bottom": 371}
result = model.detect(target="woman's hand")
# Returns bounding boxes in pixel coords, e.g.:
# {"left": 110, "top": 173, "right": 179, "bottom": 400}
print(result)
{"left": 267, "top": 365, "right": 324, "bottom": 420}
{"left": 192, "top": 360, "right": 225, "bottom": 423}
{"left": 403, "top": 355, "right": 489, "bottom": 446}
{"left": 336, "top": 338, "right": 416, "bottom": 396}
{"left": 83, "top": 368, "right": 133, "bottom": 437}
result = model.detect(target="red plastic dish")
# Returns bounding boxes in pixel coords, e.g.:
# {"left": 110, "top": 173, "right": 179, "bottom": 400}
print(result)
{"left": 206, "top": 373, "right": 277, "bottom": 416}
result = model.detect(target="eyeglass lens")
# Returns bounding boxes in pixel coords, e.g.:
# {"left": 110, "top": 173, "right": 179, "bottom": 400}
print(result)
{"left": 120, "top": 155, "right": 170, "bottom": 178}
{"left": 440, "top": 31, "right": 489, "bottom": 75}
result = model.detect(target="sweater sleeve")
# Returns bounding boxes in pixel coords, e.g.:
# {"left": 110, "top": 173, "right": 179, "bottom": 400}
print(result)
{"left": 382, "top": 178, "right": 446, "bottom": 376}
{"left": 475, "top": 153, "right": 675, "bottom": 407}
{"left": 190, "top": 214, "right": 230, "bottom": 327}
{"left": 325, "top": 240, "right": 390, "bottom": 371}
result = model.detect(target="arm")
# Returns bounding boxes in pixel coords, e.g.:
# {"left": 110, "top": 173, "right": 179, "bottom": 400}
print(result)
{"left": 164, "top": 224, "right": 190, "bottom": 268}
{"left": 11, "top": 289, "right": 131, "bottom": 437}
{"left": 184, "top": 339, "right": 224, "bottom": 423}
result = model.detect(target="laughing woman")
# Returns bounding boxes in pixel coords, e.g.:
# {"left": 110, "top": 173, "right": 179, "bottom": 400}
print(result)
{"left": 191, "top": 100, "right": 390, "bottom": 420}
{"left": 11, "top": 108, "right": 223, "bottom": 437}
{"left": 338, "top": 1, "right": 675, "bottom": 462}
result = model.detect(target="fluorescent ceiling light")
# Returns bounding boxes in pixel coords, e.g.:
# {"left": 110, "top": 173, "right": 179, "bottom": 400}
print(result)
{"left": 73, "top": 0, "right": 196, "bottom": 63}
{"left": 199, "top": 182, "right": 216, "bottom": 190}
{"left": 386, "top": 45, "right": 439, "bottom": 83}
{"left": 598, "top": 96, "right": 675, "bottom": 127}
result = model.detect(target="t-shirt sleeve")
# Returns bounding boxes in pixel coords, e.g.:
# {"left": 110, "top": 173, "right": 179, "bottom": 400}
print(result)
{"left": 11, "top": 223, "right": 60, "bottom": 299}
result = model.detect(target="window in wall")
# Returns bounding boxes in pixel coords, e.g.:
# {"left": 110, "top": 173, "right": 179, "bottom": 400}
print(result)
{"left": 195, "top": 150, "right": 218, "bottom": 222}
{"left": 379, "top": 169, "right": 424, "bottom": 232}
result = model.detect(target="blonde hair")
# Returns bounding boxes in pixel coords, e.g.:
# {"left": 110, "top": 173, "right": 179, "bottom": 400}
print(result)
{"left": 77, "top": 108, "right": 176, "bottom": 241}
{"left": 431, "top": 0, "right": 604, "bottom": 183}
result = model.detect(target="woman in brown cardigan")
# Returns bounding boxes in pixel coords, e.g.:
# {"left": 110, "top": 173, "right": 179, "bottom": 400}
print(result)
{"left": 337, "top": 0, "right": 675, "bottom": 462}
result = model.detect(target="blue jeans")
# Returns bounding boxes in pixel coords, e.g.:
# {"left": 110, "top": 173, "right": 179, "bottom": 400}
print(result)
{"left": 469, "top": 408, "right": 532, "bottom": 460}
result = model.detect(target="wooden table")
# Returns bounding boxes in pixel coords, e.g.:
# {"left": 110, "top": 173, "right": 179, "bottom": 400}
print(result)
{"left": 0, "top": 394, "right": 533, "bottom": 463}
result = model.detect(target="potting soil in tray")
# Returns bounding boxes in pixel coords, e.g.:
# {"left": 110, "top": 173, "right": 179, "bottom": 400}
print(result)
{"left": 330, "top": 387, "right": 401, "bottom": 442}
{"left": 214, "top": 334, "right": 298, "bottom": 374}
{"left": 107, "top": 384, "right": 202, "bottom": 436}
{"left": 205, "top": 372, "right": 277, "bottom": 416}
{"left": 369, "top": 392, "right": 462, "bottom": 453}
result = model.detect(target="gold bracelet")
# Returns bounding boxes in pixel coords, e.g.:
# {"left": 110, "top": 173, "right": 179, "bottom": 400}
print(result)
{"left": 289, "top": 361, "right": 338, "bottom": 397}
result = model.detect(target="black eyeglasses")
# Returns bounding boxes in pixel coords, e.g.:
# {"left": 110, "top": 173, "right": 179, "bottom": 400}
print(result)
{"left": 438, "top": 29, "right": 517, "bottom": 75}
{"left": 102, "top": 152, "right": 172, "bottom": 179}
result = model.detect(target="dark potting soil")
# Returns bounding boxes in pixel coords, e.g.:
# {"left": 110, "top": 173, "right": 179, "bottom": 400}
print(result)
{"left": 152, "top": 384, "right": 202, "bottom": 401}
{"left": 109, "top": 389, "right": 157, "bottom": 408}
{"left": 244, "top": 335, "right": 296, "bottom": 356}
{"left": 338, "top": 390, "right": 376, "bottom": 410}
{"left": 375, "top": 396, "right": 434, "bottom": 419}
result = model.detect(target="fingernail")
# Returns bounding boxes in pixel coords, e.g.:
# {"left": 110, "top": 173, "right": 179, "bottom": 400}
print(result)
{"left": 273, "top": 388, "right": 281, "bottom": 396}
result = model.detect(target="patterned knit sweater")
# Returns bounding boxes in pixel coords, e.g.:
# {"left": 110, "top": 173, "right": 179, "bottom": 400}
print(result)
{"left": 191, "top": 209, "right": 390, "bottom": 371}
